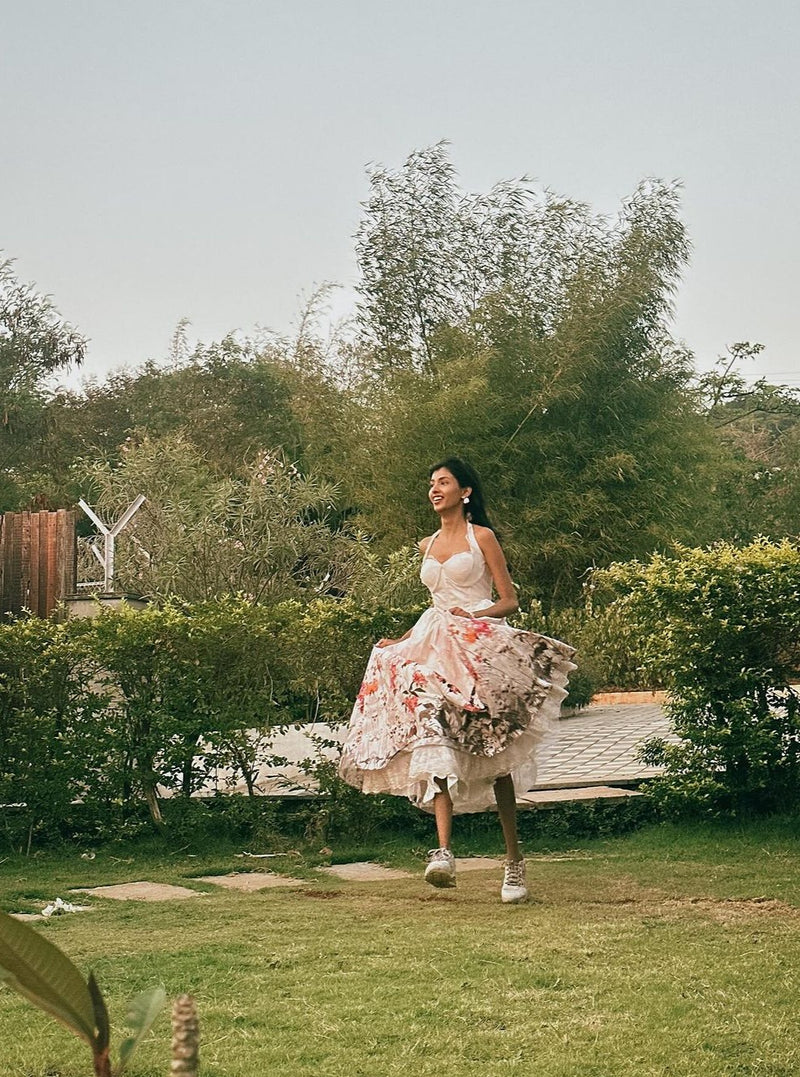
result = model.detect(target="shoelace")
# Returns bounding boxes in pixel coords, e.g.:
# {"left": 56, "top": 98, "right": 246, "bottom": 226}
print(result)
{"left": 427, "top": 848, "right": 452, "bottom": 862}
{"left": 504, "top": 861, "right": 525, "bottom": 886}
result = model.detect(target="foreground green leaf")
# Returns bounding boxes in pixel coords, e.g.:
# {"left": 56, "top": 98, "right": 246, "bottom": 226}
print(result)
{"left": 0, "top": 908, "right": 96, "bottom": 1044}
{"left": 116, "top": 984, "right": 167, "bottom": 1072}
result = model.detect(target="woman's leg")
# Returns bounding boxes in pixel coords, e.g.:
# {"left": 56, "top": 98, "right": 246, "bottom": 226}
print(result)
{"left": 433, "top": 777, "right": 453, "bottom": 848}
{"left": 494, "top": 774, "right": 528, "bottom": 902}
{"left": 425, "top": 778, "right": 456, "bottom": 888}
{"left": 493, "top": 774, "right": 521, "bottom": 861}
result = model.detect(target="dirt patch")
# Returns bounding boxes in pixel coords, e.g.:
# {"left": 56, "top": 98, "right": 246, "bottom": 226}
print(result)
{"left": 660, "top": 895, "right": 800, "bottom": 923}
{"left": 453, "top": 857, "right": 505, "bottom": 872}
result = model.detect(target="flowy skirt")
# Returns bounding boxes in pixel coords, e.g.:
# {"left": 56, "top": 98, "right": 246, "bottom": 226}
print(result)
{"left": 338, "top": 607, "right": 576, "bottom": 814}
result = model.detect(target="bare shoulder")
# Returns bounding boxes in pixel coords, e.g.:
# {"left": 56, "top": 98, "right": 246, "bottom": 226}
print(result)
{"left": 473, "top": 524, "right": 502, "bottom": 551}
{"left": 419, "top": 535, "right": 435, "bottom": 556}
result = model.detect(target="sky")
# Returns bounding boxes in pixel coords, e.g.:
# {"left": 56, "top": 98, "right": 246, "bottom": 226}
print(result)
{"left": 2, "top": 0, "right": 799, "bottom": 388}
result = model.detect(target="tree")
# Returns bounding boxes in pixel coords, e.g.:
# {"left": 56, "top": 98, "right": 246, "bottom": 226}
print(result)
{"left": 78, "top": 432, "right": 360, "bottom": 603}
{"left": 355, "top": 141, "right": 597, "bottom": 373}
{"left": 0, "top": 256, "right": 86, "bottom": 509}
{"left": 347, "top": 145, "right": 716, "bottom": 606}
{"left": 695, "top": 343, "right": 800, "bottom": 542}
{"left": 31, "top": 307, "right": 356, "bottom": 512}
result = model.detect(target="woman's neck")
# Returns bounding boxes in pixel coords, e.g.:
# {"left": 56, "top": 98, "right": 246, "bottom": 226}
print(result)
{"left": 438, "top": 509, "right": 468, "bottom": 536}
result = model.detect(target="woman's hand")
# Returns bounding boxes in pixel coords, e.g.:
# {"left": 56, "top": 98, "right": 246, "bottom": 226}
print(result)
{"left": 449, "top": 606, "right": 474, "bottom": 619}
{"left": 375, "top": 637, "right": 398, "bottom": 649}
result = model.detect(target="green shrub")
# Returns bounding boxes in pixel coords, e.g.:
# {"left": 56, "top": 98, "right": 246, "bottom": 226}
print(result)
{"left": 288, "top": 598, "right": 424, "bottom": 723}
{"left": 0, "top": 598, "right": 423, "bottom": 846}
{"left": 594, "top": 539, "right": 800, "bottom": 815}
{"left": 0, "top": 617, "right": 106, "bottom": 850}
{"left": 2, "top": 588, "right": 658, "bottom": 846}
{"left": 515, "top": 600, "right": 655, "bottom": 699}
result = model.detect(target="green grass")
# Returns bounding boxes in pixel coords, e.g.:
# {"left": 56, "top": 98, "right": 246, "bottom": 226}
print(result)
{"left": 2, "top": 819, "right": 800, "bottom": 1076}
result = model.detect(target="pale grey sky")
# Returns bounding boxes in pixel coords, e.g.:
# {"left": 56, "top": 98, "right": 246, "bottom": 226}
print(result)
{"left": 3, "top": 0, "right": 799, "bottom": 386}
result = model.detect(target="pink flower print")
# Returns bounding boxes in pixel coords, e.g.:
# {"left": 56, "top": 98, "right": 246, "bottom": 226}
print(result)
{"left": 357, "top": 678, "right": 379, "bottom": 704}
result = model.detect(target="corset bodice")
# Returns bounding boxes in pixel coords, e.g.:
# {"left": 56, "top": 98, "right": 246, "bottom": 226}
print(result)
{"left": 419, "top": 522, "right": 494, "bottom": 613}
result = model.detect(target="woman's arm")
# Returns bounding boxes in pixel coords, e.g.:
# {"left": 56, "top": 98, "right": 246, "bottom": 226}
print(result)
{"left": 450, "top": 526, "right": 519, "bottom": 620}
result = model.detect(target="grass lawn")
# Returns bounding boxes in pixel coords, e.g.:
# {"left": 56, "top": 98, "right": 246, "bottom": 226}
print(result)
{"left": 1, "top": 818, "right": 800, "bottom": 1076}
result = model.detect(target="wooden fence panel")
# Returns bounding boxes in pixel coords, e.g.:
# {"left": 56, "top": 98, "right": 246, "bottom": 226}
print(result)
{"left": 0, "top": 510, "right": 77, "bottom": 617}
{"left": 29, "top": 511, "right": 41, "bottom": 615}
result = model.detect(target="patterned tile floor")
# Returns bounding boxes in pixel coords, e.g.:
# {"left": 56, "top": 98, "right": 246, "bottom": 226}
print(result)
{"left": 536, "top": 702, "right": 675, "bottom": 789}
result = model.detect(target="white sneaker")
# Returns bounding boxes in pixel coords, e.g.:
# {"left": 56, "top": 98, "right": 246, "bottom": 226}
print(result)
{"left": 501, "top": 859, "right": 528, "bottom": 904}
{"left": 425, "top": 848, "right": 456, "bottom": 888}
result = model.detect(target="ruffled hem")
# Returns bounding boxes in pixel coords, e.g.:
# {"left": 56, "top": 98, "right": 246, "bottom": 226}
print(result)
{"left": 338, "top": 653, "right": 572, "bottom": 814}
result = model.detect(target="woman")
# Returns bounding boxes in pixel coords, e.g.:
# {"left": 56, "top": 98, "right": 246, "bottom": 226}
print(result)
{"left": 338, "top": 457, "right": 575, "bottom": 903}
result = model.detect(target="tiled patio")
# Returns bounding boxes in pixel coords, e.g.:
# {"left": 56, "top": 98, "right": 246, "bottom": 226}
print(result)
{"left": 205, "top": 701, "right": 676, "bottom": 802}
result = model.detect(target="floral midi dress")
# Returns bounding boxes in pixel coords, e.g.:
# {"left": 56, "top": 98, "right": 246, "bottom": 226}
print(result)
{"left": 338, "top": 523, "right": 577, "bottom": 814}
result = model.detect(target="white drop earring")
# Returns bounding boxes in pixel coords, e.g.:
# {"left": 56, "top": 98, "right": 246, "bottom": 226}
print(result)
{"left": 462, "top": 496, "right": 470, "bottom": 505}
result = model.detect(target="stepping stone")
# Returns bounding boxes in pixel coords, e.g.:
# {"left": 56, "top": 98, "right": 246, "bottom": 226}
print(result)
{"left": 454, "top": 857, "right": 505, "bottom": 872}
{"left": 71, "top": 881, "right": 201, "bottom": 901}
{"left": 10, "top": 912, "right": 44, "bottom": 922}
{"left": 318, "top": 862, "right": 413, "bottom": 882}
{"left": 193, "top": 872, "right": 304, "bottom": 891}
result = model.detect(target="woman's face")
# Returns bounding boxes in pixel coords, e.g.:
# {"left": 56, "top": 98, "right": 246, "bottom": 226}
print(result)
{"left": 428, "top": 468, "right": 469, "bottom": 515}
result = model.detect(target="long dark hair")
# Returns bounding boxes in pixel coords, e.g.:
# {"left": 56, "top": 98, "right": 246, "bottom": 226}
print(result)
{"left": 428, "top": 457, "right": 495, "bottom": 532}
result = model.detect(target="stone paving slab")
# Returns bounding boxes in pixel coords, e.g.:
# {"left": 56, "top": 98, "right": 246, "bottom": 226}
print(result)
{"left": 71, "top": 881, "right": 201, "bottom": 901}
{"left": 318, "top": 862, "right": 414, "bottom": 882}
{"left": 11, "top": 905, "right": 93, "bottom": 922}
{"left": 194, "top": 872, "right": 304, "bottom": 891}
{"left": 453, "top": 857, "right": 504, "bottom": 871}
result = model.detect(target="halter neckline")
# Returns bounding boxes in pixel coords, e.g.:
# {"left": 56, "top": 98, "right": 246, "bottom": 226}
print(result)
{"left": 424, "top": 522, "right": 476, "bottom": 566}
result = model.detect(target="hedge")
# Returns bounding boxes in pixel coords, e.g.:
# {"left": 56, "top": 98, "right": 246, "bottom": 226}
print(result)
{"left": 0, "top": 597, "right": 419, "bottom": 847}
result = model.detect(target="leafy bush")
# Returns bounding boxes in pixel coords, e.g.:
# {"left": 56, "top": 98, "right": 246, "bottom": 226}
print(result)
{"left": 0, "top": 617, "right": 106, "bottom": 850}
{"left": 594, "top": 539, "right": 800, "bottom": 815}
{"left": 0, "top": 589, "right": 625, "bottom": 845}
{"left": 525, "top": 593, "right": 660, "bottom": 695}
{"left": 81, "top": 436, "right": 357, "bottom": 603}
{"left": 0, "top": 597, "right": 422, "bottom": 845}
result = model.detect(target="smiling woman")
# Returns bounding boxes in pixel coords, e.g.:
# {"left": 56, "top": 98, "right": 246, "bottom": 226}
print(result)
{"left": 338, "top": 456, "right": 576, "bottom": 904}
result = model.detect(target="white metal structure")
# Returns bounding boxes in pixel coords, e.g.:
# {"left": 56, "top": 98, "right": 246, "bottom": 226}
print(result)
{"left": 78, "top": 495, "right": 146, "bottom": 592}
